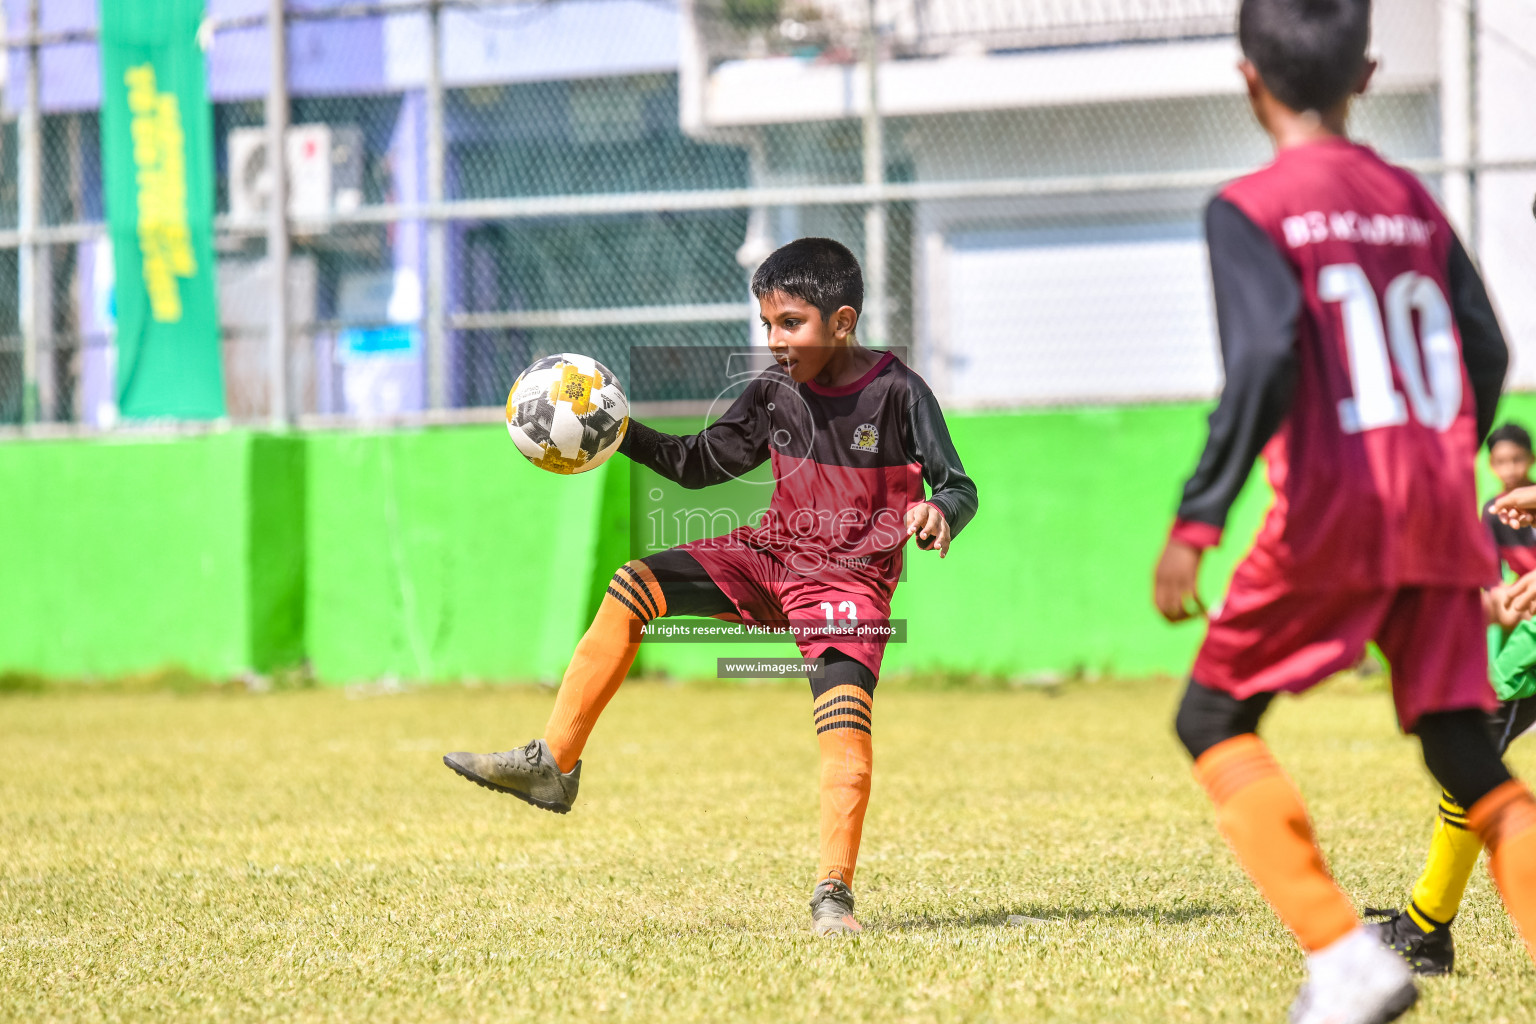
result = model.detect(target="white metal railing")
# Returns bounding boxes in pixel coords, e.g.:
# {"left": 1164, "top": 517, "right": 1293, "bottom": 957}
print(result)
{"left": 704, "top": 0, "right": 1239, "bottom": 59}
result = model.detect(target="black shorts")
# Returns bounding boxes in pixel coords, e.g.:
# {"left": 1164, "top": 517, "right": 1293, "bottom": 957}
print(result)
{"left": 1492, "top": 696, "right": 1536, "bottom": 754}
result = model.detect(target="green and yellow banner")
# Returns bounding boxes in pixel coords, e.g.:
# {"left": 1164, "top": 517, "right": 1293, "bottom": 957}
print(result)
{"left": 99, "top": 0, "right": 224, "bottom": 419}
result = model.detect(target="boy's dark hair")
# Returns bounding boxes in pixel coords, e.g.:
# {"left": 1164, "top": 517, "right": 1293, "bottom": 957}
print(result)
{"left": 751, "top": 237, "right": 863, "bottom": 320}
{"left": 1238, "top": 0, "right": 1371, "bottom": 114}
{"left": 1490, "top": 423, "right": 1534, "bottom": 454}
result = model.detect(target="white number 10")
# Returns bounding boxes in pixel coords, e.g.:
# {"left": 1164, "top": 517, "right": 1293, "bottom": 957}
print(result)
{"left": 1320, "top": 263, "right": 1461, "bottom": 434}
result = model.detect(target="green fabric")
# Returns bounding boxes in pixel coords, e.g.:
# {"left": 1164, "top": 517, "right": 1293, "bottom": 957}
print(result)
{"left": 1492, "top": 619, "right": 1536, "bottom": 702}
{"left": 0, "top": 433, "right": 303, "bottom": 678}
{"left": 99, "top": 0, "right": 225, "bottom": 419}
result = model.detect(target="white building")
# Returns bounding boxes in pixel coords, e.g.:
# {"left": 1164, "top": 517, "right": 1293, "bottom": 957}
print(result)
{"left": 681, "top": 0, "right": 1536, "bottom": 407}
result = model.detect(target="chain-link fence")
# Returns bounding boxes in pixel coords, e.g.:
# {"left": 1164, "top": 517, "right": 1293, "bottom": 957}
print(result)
{"left": 2, "top": 0, "right": 1535, "bottom": 429}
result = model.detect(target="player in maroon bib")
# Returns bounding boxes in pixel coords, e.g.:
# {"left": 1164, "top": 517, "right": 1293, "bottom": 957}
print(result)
{"left": 1152, "top": 3, "right": 1536, "bottom": 1021}
{"left": 1483, "top": 424, "right": 1536, "bottom": 579}
{"left": 443, "top": 238, "right": 977, "bottom": 938}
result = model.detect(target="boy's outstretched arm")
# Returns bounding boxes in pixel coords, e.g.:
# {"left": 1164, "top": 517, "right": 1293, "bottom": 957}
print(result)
{"left": 620, "top": 381, "right": 769, "bottom": 489}
{"left": 905, "top": 389, "right": 978, "bottom": 557}
{"left": 1157, "top": 197, "right": 1300, "bottom": 622}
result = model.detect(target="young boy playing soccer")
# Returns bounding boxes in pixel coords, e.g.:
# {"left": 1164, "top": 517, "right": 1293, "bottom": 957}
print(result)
{"left": 1369, "top": 423, "right": 1536, "bottom": 974}
{"left": 1153, "top": 2, "right": 1536, "bottom": 1020}
{"left": 444, "top": 237, "right": 978, "bottom": 935}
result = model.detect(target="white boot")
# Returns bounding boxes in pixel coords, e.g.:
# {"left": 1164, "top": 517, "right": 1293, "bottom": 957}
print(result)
{"left": 1289, "top": 924, "right": 1418, "bottom": 1024}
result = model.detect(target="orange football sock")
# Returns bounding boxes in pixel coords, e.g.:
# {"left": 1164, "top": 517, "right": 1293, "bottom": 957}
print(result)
{"left": 1468, "top": 779, "right": 1536, "bottom": 963}
{"left": 815, "top": 684, "right": 874, "bottom": 888}
{"left": 543, "top": 562, "right": 664, "bottom": 773}
{"left": 1194, "top": 734, "right": 1358, "bottom": 952}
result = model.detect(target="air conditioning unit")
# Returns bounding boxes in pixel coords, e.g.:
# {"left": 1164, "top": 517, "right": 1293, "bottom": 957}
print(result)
{"left": 227, "top": 124, "right": 365, "bottom": 224}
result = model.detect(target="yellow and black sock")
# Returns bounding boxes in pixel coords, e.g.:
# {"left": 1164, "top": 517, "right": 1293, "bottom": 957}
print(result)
{"left": 1405, "top": 791, "right": 1481, "bottom": 932}
{"left": 1194, "top": 734, "right": 1358, "bottom": 952}
{"left": 814, "top": 683, "right": 874, "bottom": 888}
{"left": 1469, "top": 779, "right": 1536, "bottom": 963}
{"left": 543, "top": 561, "right": 665, "bottom": 774}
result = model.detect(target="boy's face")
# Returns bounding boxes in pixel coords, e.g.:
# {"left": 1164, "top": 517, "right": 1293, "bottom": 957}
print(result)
{"left": 1490, "top": 440, "right": 1535, "bottom": 492}
{"left": 758, "top": 290, "right": 857, "bottom": 383}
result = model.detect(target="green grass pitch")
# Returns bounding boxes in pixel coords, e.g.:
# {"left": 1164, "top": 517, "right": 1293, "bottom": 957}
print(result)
{"left": 2, "top": 678, "right": 1533, "bottom": 1022}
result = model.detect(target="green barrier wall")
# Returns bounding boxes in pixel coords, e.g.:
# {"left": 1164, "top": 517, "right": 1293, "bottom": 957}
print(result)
{"left": 0, "top": 432, "right": 303, "bottom": 678}
{"left": 304, "top": 427, "right": 605, "bottom": 683}
{"left": 5, "top": 395, "right": 1532, "bottom": 684}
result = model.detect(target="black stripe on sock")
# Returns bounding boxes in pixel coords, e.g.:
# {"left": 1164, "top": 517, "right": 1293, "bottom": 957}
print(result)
{"left": 814, "top": 693, "right": 871, "bottom": 716}
{"left": 610, "top": 575, "right": 655, "bottom": 623}
{"left": 816, "top": 720, "right": 871, "bottom": 735}
{"left": 814, "top": 706, "right": 872, "bottom": 727}
{"left": 1410, "top": 900, "right": 1453, "bottom": 929}
{"left": 614, "top": 565, "right": 659, "bottom": 619}
{"left": 606, "top": 586, "right": 647, "bottom": 622}
{"left": 615, "top": 564, "right": 660, "bottom": 620}
{"left": 1438, "top": 803, "right": 1472, "bottom": 828}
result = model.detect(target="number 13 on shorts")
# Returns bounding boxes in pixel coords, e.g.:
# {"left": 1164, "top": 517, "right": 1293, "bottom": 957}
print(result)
{"left": 819, "top": 600, "right": 858, "bottom": 629}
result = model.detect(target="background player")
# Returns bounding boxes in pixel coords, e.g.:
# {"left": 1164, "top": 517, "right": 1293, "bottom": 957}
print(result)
{"left": 1151, "top": 2, "right": 1536, "bottom": 1021}
{"left": 443, "top": 237, "right": 978, "bottom": 936}
{"left": 1483, "top": 424, "right": 1536, "bottom": 579}
{"left": 1368, "top": 422, "right": 1536, "bottom": 974}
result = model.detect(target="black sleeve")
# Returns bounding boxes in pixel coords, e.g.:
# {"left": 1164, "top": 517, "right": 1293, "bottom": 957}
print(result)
{"left": 1176, "top": 197, "right": 1301, "bottom": 529}
{"left": 908, "top": 390, "right": 979, "bottom": 538}
{"left": 618, "top": 380, "right": 769, "bottom": 489}
{"left": 1447, "top": 235, "right": 1508, "bottom": 444}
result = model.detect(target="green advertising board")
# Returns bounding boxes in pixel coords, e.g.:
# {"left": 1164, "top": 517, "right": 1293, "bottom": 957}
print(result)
{"left": 99, "top": 0, "right": 224, "bottom": 419}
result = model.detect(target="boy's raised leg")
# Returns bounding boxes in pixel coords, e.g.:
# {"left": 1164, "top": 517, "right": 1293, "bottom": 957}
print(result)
{"left": 443, "top": 561, "right": 664, "bottom": 812}
{"left": 544, "top": 561, "right": 666, "bottom": 772}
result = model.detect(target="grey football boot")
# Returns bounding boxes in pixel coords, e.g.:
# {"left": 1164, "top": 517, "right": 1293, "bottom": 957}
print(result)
{"left": 442, "top": 739, "right": 581, "bottom": 814}
{"left": 810, "top": 877, "right": 863, "bottom": 936}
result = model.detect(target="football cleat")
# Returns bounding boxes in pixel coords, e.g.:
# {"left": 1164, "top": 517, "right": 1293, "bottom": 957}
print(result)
{"left": 442, "top": 738, "right": 581, "bottom": 813}
{"left": 1364, "top": 906, "right": 1455, "bottom": 976}
{"left": 810, "top": 877, "right": 862, "bottom": 936}
{"left": 1289, "top": 924, "right": 1418, "bottom": 1024}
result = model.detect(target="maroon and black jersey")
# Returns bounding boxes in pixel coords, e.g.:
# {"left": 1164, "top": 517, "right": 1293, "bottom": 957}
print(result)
{"left": 1484, "top": 496, "right": 1536, "bottom": 579}
{"left": 620, "top": 350, "right": 978, "bottom": 591}
{"left": 1172, "top": 139, "right": 1507, "bottom": 590}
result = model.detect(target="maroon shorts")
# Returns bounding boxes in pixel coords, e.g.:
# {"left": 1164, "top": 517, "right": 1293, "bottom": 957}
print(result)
{"left": 1193, "top": 563, "right": 1495, "bottom": 731}
{"left": 681, "top": 532, "right": 895, "bottom": 676}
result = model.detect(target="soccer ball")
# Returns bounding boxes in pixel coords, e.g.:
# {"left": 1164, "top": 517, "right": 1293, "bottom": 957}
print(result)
{"left": 505, "top": 353, "right": 629, "bottom": 474}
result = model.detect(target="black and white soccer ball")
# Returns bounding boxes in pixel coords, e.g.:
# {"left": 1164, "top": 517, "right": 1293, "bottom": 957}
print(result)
{"left": 505, "top": 353, "right": 629, "bottom": 474}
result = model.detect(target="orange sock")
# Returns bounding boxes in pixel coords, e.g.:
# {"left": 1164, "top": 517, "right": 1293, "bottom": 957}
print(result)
{"left": 1468, "top": 779, "right": 1536, "bottom": 963}
{"left": 815, "top": 684, "right": 874, "bottom": 888}
{"left": 543, "top": 562, "right": 664, "bottom": 773}
{"left": 1194, "top": 735, "right": 1358, "bottom": 952}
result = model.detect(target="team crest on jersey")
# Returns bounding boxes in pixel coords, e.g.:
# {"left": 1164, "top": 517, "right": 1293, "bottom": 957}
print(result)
{"left": 850, "top": 423, "right": 880, "bottom": 453}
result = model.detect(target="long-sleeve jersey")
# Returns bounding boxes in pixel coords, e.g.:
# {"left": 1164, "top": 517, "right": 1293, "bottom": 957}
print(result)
{"left": 1172, "top": 138, "right": 1507, "bottom": 589}
{"left": 621, "top": 350, "right": 978, "bottom": 590}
